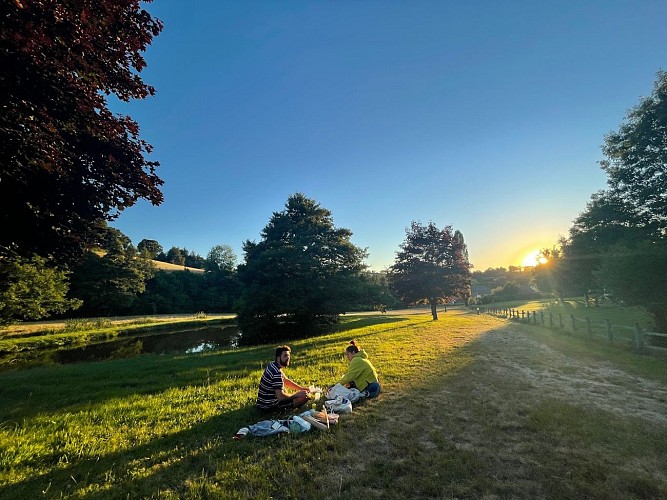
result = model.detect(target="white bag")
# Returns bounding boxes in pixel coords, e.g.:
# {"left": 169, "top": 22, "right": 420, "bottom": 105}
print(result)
{"left": 324, "top": 396, "right": 353, "bottom": 414}
{"left": 326, "top": 383, "right": 361, "bottom": 403}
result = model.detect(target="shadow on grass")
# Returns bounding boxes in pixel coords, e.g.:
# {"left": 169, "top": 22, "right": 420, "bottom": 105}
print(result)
{"left": 0, "top": 314, "right": 497, "bottom": 498}
{"left": 0, "top": 316, "right": 415, "bottom": 422}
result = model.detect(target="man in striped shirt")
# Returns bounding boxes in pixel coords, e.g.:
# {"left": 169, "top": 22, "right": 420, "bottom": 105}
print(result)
{"left": 256, "top": 345, "right": 310, "bottom": 412}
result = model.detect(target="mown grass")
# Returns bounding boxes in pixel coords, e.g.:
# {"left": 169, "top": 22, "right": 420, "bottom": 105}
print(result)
{"left": 483, "top": 298, "right": 654, "bottom": 331}
{"left": 1, "top": 310, "right": 666, "bottom": 499}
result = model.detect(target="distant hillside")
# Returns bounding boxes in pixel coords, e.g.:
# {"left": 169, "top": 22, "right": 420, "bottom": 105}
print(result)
{"left": 151, "top": 260, "right": 205, "bottom": 274}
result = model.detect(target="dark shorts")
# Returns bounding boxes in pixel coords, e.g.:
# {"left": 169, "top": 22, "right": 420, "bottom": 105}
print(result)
{"left": 256, "top": 398, "right": 293, "bottom": 413}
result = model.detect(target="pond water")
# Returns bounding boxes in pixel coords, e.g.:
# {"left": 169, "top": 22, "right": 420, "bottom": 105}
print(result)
{"left": 1, "top": 325, "right": 241, "bottom": 371}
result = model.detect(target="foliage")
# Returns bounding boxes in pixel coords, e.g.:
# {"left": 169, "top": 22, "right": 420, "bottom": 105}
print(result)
{"left": 205, "top": 244, "right": 237, "bottom": 273}
{"left": 0, "top": 255, "right": 81, "bottom": 325}
{"left": 0, "top": 0, "right": 163, "bottom": 265}
{"left": 159, "top": 246, "right": 206, "bottom": 269}
{"left": 599, "top": 70, "right": 667, "bottom": 235}
{"left": 550, "top": 71, "right": 667, "bottom": 311}
{"left": 388, "top": 221, "right": 471, "bottom": 320}
{"left": 236, "top": 193, "right": 368, "bottom": 341}
{"left": 67, "top": 226, "right": 156, "bottom": 317}
{"left": 137, "top": 239, "right": 163, "bottom": 259}
{"left": 597, "top": 239, "right": 667, "bottom": 332}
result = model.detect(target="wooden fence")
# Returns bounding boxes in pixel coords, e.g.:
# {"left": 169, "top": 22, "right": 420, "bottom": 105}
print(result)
{"left": 475, "top": 306, "right": 667, "bottom": 356}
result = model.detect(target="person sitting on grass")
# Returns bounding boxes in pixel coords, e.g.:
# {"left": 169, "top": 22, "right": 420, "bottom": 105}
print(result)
{"left": 332, "top": 340, "right": 381, "bottom": 398}
{"left": 256, "top": 345, "right": 310, "bottom": 413}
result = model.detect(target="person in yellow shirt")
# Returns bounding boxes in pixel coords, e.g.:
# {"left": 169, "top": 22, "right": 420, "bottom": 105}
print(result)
{"left": 334, "top": 340, "right": 381, "bottom": 398}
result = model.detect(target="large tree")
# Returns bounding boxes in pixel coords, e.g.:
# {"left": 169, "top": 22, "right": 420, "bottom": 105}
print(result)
{"left": 553, "top": 70, "right": 667, "bottom": 328}
{"left": 0, "top": 0, "right": 163, "bottom": 265}
{"left": 236, "top": 193, "right": 368, "bottom": 341}
{"left": 597, "top": 239, "right": 667, "bottom": 333}
{"left": 599, "top": 70, "right": 667, "bottom": 235}
{"left": 388, "top": 221, "right": 471, "bottom": 320}
{"left": 67, "top": 225, "right": 156, "bottom": 316}
{"left": 0, "top": 255, "right": 82, "bottom": 325}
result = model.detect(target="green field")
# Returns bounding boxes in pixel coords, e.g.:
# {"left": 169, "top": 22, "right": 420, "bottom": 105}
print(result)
{"left": 1, "top": 310, "right": 666, "bottom": 499}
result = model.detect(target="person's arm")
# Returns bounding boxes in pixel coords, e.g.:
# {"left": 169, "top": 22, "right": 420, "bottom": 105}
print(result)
{"left": 274, "top": 387, "right": 301, "bottom": 402}
{"left": 283, "top": 373, "right": 308, "bottom": 392}
{"left": 336, "top": 358, "right": 363, "bottom": 386}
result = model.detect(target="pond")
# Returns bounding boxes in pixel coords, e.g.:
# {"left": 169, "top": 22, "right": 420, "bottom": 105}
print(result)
{"left": 1, "top": 325, "right": 241, "bottom": 372}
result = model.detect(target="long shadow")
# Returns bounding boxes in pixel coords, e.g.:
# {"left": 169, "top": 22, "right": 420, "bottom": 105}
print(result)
{"left": 0, "top": 316, "right": 413, "bottom": 423}
{"left": 1, "top": 317, "right": 501, "bottom": 498}
{"left": 0, "top": 404, "right": 273, "bottom": 499}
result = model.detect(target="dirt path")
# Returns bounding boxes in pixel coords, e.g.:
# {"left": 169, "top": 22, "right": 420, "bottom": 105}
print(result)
{"left": 474, "top": 327, "right": 667, "bottom": 426}
{"left": 332, "top": 320, "right": 667, "bottom": 498}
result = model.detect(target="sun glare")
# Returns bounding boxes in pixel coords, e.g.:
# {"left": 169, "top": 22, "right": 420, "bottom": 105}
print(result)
{"left": 521, "top": 250, "right": 547, "bottom": 267}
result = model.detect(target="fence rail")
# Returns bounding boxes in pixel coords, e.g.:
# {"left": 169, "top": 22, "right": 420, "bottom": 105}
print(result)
{"left": 476, "top": 306, "right": 667, "bottom": 355}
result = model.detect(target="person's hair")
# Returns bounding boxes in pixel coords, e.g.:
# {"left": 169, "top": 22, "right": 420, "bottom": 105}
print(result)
{"left": 275, "top": 345, "right": 291, "bottom": 360}
{"left": 345, "top": 340, "right": 359, "bottom": 354}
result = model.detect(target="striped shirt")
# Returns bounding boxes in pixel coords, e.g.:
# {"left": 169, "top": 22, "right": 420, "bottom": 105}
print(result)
{"left": 256, "top": 361, "right": 284, "bottom": 410}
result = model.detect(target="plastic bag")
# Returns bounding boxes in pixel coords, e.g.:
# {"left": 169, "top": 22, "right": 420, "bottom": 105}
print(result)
{"left": 324, "top": 396, "right": 352, "bottom": 414}
{"left": 326, "top": 383, "right": 361, "bottom": 403}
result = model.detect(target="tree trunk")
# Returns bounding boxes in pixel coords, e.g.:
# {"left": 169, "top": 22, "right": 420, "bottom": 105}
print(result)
{"left": 430, "top": 299, "right": 438, "bottom": 320}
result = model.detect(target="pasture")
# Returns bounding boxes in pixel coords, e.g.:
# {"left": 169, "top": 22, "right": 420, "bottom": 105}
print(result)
{"left": 1, "top": 309, "right": 666, "bottom": 498}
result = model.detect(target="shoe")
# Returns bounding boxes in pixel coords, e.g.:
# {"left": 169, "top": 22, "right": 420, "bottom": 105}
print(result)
{"left": 361, "top": 390, "right": 370, "bottom": 398}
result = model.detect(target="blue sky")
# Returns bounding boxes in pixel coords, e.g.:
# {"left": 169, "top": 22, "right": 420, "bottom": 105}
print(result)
{"left": 111, "top": 0, "right": 667, "bottom": 271}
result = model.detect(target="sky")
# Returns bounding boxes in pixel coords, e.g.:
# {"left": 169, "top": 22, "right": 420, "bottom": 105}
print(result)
{"left": 110, "top": 0, "right": 667, "bottom": 271}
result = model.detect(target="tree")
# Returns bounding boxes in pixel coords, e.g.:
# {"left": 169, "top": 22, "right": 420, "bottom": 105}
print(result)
{"left": 236, "top": 193, "right": 368, "bottom": 341}
{"left": 555, "top": 71, "right": 667, "bottom": 313}
{"left": 0, "top": 255, "right": 82, "bottom": 325}
{"left": 0, "top": 1, "right": 163, "bottom": 265}
{"left": 599, "top": 70, "right": 667, "bottom": 235}
{"left": 388, "top": 221, "right": 471, "bottom": 320}
{"left": 165, "top": 247, "right": 185, "bottom": 266}
{"left": 597, "top": 239, "right": 667, "bottom": 332}
{"left": 137, "top": 239, "right": 163, "bottom": 259}
{"left": 205, "top": 244, "right": 237, "bottom": 273}
{"left": 68, "top": 226, "right": 156, "bottom": 316}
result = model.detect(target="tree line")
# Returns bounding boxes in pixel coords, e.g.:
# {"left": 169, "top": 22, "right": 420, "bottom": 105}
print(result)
{"left": 530, "top": 70, "right": 667, "bottom": 332}
{"left": 0, "top": 3, "right": 473, "bottom": 342}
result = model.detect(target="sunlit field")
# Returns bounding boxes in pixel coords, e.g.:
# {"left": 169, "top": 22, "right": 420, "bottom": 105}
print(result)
{"left": 1, "top": 310, "right": 666, "bottom": 498}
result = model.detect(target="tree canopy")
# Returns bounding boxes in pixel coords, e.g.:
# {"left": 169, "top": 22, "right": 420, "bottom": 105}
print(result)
{"left": 67, "top": 225, "right": 156, "bottom": 317}
{"left": 0, "top": 0, "right": 163, "bottom": 264}
{"left": 388, "top": 221, "right": 471, "bottom": 320}
{"left": 236, "top": 193, "right": 368, "bottom": 341}
{"left": 548, "top": 70, "right": 667, "bottom": 329}
{"left": 599, "top": 70, "right": 667, "bottom": 235}
{"left": 0, "top": 255, "right": 82, "bottom": 325}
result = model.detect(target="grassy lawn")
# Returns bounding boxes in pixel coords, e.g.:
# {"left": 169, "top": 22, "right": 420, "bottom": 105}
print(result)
{"left": 1, "top": 310, "right": 666, "bottom": 498}
{"left": 481, "top": 298, "right": 654, "bottom": 330}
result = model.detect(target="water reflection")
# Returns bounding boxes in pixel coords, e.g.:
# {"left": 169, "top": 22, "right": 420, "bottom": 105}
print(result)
{"left": 1, "top": 325, "right": 241, "bottom": 371}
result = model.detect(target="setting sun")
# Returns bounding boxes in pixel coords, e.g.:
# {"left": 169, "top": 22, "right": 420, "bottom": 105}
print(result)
{"left": 521, "top": 250, "right": 548, "bottom": 267}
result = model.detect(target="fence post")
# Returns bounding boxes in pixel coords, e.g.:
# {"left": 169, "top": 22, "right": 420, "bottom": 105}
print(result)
{"left": 605, "top": 319, "right": 613, "bottom": 342}
{"left": 634, "top": 323, "right": 644, "bottom": 353}
{"left": 558, "top": 313, "right": 563, "bottom": 329}
{"left": 548, "top": 312, "right": 553, "bottom": 328}
{"left": 586, "top": 317, "right": 592, "bottom": 336}
{"left": 570, "top": 314, "right": 577, "bottom": 333}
